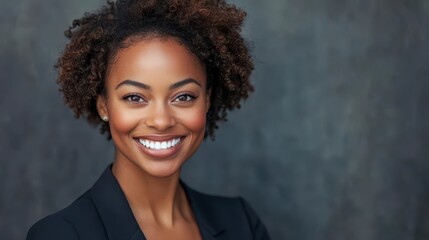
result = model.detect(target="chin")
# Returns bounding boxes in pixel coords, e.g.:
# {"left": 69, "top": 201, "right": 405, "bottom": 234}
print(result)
{"left": 139, "top": 160, "right": 183, "bottom": 178}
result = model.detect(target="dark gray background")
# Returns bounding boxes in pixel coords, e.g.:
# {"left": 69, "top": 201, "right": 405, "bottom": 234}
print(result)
{"left": 1, "top": 0, "right": 429, "bottom": 239}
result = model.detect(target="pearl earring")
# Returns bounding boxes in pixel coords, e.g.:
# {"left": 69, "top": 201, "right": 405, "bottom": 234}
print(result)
{"left": 102, "top": 116, "right": 108, "bottom": 122}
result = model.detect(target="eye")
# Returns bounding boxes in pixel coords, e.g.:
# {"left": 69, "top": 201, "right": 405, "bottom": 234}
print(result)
{"left": 173, "top": 93, "right": 196, "bottom": 103}
{"left": 123, "top": 94, "right": 146, "bottom": 103}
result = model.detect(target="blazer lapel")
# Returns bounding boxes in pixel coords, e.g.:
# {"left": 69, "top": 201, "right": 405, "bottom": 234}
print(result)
{"left": 130, "top": 229, "right": 146, "bottom": 240}
{"left": 182, "top": 182, "right": 227, "bottom": 239}
{"left": 90, "top": 165, "right": 227, "bottom": 240}
{"left": 91, "top": 165, "right": 146, "bottom": 240}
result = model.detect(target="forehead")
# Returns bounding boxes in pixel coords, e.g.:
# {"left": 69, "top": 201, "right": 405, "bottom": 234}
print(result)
{"left": 106, "top": 37, "right": 206, "bottom": 87}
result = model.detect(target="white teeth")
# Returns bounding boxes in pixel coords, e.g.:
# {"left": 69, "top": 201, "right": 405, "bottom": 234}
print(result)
{"left": 138, "top": 138, "right": 181, "bottom": 150}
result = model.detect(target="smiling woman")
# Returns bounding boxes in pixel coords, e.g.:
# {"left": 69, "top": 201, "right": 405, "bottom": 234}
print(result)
{"left": 98, "top": 39, "right": 209, "bottom": 179}
{"left": 26, "top": 0, "right": 270, "bottom": 240}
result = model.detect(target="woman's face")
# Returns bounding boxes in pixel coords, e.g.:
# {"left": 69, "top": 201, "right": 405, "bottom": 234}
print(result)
{"left": 97, "top": 37, "right": 209, "bottom": 178}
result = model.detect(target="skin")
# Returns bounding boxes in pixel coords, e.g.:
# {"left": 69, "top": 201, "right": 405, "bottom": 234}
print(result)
{"left": 96, "top": 37, "right": 210, "bottom": 240}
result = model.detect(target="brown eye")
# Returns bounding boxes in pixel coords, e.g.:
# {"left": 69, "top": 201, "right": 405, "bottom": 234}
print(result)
{"left": 173, "top": 94, "right": 196, "bottom": 102}
{"left": 123, "top": 94, "right": 146, "bottom": 103}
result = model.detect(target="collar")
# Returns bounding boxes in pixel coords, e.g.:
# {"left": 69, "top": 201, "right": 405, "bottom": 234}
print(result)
{"left": 182, "top": 181, "right": 226, "bottom": 239}
{"left": 90, "top": 164, "right": 143, "bottom": 240}
{"left": 90, "top": 165, "right": 226, "bottom": 240}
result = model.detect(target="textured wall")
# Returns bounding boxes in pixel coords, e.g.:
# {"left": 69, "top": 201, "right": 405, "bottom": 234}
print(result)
{"left": 1, "top": 0, "right": 429, "bottom": 239}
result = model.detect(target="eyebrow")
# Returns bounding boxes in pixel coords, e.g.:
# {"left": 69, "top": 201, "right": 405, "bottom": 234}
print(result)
{"left": 115, "top": 80, "right": 150, "bottom": 90}
{"left": 115, "top": 78, "right": 202, "bottom": 90}
{"left": 169, "top": 78, "right": 202, "bottom": 89}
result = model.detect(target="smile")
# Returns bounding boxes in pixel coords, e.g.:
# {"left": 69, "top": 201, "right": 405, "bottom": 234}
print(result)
{"left": 138, "top": 137, "right": 182, "bottom": 150}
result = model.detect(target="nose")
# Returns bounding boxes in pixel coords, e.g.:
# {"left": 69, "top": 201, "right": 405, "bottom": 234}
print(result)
{"left": 144, "top": 102, "right": 176, "bottom": 131}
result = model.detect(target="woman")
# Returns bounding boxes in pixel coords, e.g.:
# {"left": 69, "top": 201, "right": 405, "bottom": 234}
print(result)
{"left": 27, "top": 0, "right": 270, "bottom": 239}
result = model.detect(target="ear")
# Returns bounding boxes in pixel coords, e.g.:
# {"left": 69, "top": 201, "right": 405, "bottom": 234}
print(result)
{"left": 96, "top": 94, "right": 108, "bottom": 120}
{"left": 205, "top": 89, "right": 211, "bottom": 113}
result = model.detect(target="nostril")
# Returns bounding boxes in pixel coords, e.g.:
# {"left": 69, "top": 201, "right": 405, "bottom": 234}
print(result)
{"left": 145, "top": 111, "right": 176, "bottom": 130}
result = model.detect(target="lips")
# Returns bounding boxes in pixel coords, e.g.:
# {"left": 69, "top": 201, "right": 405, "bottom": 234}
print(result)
{"left": 134, "top": 135, "right": 185, "bottom": 159}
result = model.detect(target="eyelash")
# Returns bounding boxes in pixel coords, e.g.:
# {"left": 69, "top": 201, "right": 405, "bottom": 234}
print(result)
{"left": 123, "top": 94, "right": 146, "bottom": 103}
{"left": 173, "top": 93, "right": 197, "bottom": 103}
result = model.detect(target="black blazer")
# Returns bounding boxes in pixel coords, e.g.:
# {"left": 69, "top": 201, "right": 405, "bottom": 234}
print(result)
{"left": 27, "top": 165, "right": 270, "bottom": 240}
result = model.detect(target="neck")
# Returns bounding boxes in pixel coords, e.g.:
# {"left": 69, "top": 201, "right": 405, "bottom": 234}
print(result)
{"left": 111, "top": 156, "right": 189, "bottom": 226}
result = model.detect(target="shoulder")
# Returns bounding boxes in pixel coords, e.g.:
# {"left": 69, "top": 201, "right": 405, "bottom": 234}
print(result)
{"left": 238, "top": 197, "right": 271, "bottom": 240}
{"left": 27, "top": 191, "right": 105, "bottom": 240}
{"left": 27, "top": 213, "right": 78, "bottom": 240}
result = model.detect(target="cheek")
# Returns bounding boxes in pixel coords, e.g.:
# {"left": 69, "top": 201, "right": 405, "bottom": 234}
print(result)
{"left": 108, "top": 102, "right": 140, "bottom": 135}
{"left": 177, "top": 107, "right": 207, "bottom": 133}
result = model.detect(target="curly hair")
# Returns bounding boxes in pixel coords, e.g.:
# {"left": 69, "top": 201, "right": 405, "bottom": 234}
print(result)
{"left": 56, "top": 0, "right": 254, "bottom": 140}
